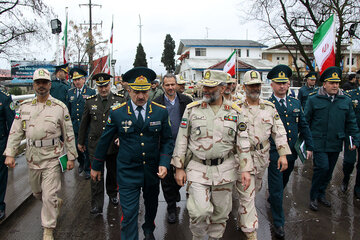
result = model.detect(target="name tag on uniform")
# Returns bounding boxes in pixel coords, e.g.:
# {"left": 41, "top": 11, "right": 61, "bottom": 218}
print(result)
{"left": 150, "top": 121, "right": 161, "bottom": 126}
{"left": 224, "top": 115, "right": 237, "bottom": 122}
{"left": 193, "top": 115, "right": 206, "bottom": 120}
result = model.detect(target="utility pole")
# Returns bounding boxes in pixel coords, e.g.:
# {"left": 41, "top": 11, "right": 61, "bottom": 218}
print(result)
{"left": 138, "top": 14, "right": 143, "bottom": 44}
{"left": 79, "top": 0, "right": 102, "bottom": 86}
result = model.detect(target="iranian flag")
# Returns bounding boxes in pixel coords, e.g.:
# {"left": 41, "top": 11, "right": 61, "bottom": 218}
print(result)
{"left": 223, "top": 50, "right": 236, "bottom": 76}
{"left": 109, "top": 20, "right": 113, "bottom": 44}
{"left": 313, "top": 15, "right": 335, "bottom": 74}
{"left": 62, "top": 11, "right": 68, "bottom": 64}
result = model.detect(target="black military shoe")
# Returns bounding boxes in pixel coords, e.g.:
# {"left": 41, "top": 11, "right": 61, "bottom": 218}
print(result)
{"left": 78, "top": 166, "right": 84, "bottom": 174}
{"left": 167, "top": 211, "right": 176, "bottom": 224}
{"left": 90, "top": 206, "right": 103, "bottom": 214}
{"left": 309, "top": 199, "right": 318, "bottom": 211}
{"left": 144, "top": 232, "right": 155, "bottom": 240}
{"left": 110, "top": 197, "right": 119, "bottom": 205}
{"left": 0, "top": 209, "right": 5, "bottom": 221}
{"left": 340, "top": 181, "right": 348, "bottom": 193}
{"left": 318, "top": 196, "right": 331, "bottom": 207}
{"left": 273, "top": 226, "right": 285, "bottom": 239}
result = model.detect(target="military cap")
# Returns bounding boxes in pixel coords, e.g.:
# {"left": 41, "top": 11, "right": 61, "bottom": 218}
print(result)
{"left": 33, "top": 68, "right": 51, "bottom": 81}
{"left": 176, "top": 75, "right": 187, "bottom": 85}
{"left": 319, "top": 66, "right": 342, "bottom": 82}
{"left": 70, "top": 67, "right": 87, "bottom": 80}
{"left": 54, "top": 63, "right": 69, "bottom": 73}
{"left": 267, "top": 64, "right": 292, "bottom": 82}
{"left": 305, "top": 71, "right": 318, "bottom": 80}
{"left": 123, "top": 67, "right": 156, "bottom": 91}
{"left": 93, "top": 72, "right": 112, "bottom": 86}
{"left": 200, "top": 69, "right": 230, "bottom": 87}
{"left": 243, "top": 70, "right": 262, "bottom": 85}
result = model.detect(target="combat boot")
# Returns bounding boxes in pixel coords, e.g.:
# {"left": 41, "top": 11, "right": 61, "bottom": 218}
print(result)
{"left": 43, "top": 228, "right": 54, "bottom": 240}
{"left": 56, "top": 197, "right": 63, "bottom": 217}
{"left": 245, "top": 231, "right": 257, "bottom": 240}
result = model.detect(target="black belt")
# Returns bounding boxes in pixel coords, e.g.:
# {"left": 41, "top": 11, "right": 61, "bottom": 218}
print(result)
{"left": 202, "top": 158, "right": 224, "bottom": 166}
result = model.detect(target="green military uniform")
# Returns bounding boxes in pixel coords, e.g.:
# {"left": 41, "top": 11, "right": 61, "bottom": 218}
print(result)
{"left": 50, "top": 63, "right": 70, "bottom": 106}
{"left": 305, "top": 66, "right": 360, "bottom": 209}
{"left": 148, "top": 84, "right": 164, "bottom": 101}
{"left": 297, "top": 72, "right": 319, "bottom": 109}
{"left": 118, "top": 88, "right": 130, "bottom": 101}
{"left": 78, "top": 73, "right": 125, "bottom": 213}
{"left": 92, "top": 67, "right": 173, "bottom": 240}
{"left": 0, "top": 90, "right": 15, "bottom": 220}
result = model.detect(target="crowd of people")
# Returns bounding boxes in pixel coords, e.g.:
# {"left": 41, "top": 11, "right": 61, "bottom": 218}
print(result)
{"left": 0, "top": 63, "right": 360, "bottom": 240}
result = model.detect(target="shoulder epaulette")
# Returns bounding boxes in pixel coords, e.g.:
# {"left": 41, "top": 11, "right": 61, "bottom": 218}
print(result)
{"left": 112, "top": 102, "right": 126, "bottom": 111}
{"left": 231, "top": 102, "right": 242, "bottom": 113}
{"left": 114, "top": 92, "right": 124, "bottom": 98}
{"left": 345, "top": 89, "right": 355, "bottom": 93}
{"left": 309, "top": 91, "right": 317, "bottom": 96}
{"left": 151, "top": 101, "right": 166, "bottom": 109}
{"left": 0, "top": 90, "right": 10, "bottom": 96}
{"left": 20, "top": 98, "right": 34, "bottom": 105}
{"left": 69, "top": 87, "right": 76, "bottom": 91}
{"left": 86, "top": 94, "right": 97, "bottom": 100}
{"left": 288, "top": 95, "right": 296, "bottom": 99}
{"left": 235, "top": 99, "right": 244, "bottom": 105}
{"left": 344, "top": 92, "right": 351, "bottom": 98}
{"left": 187, "top": 101, "right": 201, "bottom": 108}
{"left": 263, "top": 100, "right": 275, "bottom": 107}
{"left": 52, "top": 98, "right": 67, "bottom": 108}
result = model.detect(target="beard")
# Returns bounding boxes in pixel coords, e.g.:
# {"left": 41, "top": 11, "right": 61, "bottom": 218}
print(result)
{"left": 203, "top": 89, "right": 221, "bottom": 103}
{"left": 245, "top": 88, "right": 261, "bottom": 100}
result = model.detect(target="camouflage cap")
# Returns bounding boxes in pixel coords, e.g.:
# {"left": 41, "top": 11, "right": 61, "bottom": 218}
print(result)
{"left": 33, "top": 68, "right": 51, "bottom": 81}
{"left": 200, "top": 69, "right": 230, "bottom": 87}
{"left": 243, "top": 70, "right": 262, "bottom": 85}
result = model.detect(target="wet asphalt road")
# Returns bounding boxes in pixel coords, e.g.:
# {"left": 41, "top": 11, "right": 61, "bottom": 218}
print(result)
{"left": 0, "top": 152, "right": 360, "bottom": 240}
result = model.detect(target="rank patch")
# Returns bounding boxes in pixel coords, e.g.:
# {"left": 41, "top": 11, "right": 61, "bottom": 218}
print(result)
{"left": 180, "top": 118, "right": 188, "bottom": 128}
{"left": 224, "top": 115, "right": 237, "bottom": 122}
{"left": 64, "top": 114, "right": 70, "bottom": 121}
{"left": 107, "top": 116, "right": 111, "bottom": 124}
{"left": 15, "top": 112, "right": 20, "bottom": 119}
{"left": 9, "top": 102, "right": 15, "bottom": 110}
{"left": 274, "top": 114, "right": 280, "bottom": 120}
{"left": 150, "top": 121, "right": 161, "bottom": 126}
{"left": 91, "top": 105, "right": 98, "bottom": 110}
{"left": 239, "top": 122, "right": 247, "bottom": 131}
{"left": 46, "top": 100, "right": 52, "bottom": 106}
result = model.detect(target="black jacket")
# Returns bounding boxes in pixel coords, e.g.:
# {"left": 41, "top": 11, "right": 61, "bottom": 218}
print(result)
{"left": 153, "top": 92, "right": 193, "bottom": 118}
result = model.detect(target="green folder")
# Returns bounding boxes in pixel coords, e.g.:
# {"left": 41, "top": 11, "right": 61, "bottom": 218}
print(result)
{"left": 295, "top": 137, "right": 307, "bottom": 163}
{"left": 59, "top": 154, "right": 68, "bottom": 172}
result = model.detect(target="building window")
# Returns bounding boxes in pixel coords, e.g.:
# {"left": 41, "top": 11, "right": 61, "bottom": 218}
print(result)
{"left": 276, "top": 57, "right": 280, "bottom": 60}
{"left": 281, "top": 57, "right": 285, "bottom": 60}
{"left": 246, "top": 49, "right": 250, "bottom": 57}
{"left": 237, "top": 49, "right": 241, "bottom": 57}
{"left": 195, "top": 48, "right": 206, "bottom": 56}
{"left": 347, "top": 57, "right": 355, "bottom": 65}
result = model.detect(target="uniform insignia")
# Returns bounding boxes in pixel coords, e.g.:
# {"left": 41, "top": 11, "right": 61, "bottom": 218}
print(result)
{"left": 231, "top": 102, "right": 242, "bottom": 114}
{"left": 150, "top": 121, "right": 161, "bottom": 126}
{"left": 32, "top": 99, "right": 37, "bottom": 105}
{"left": 70, "top": 96, "right": 75, "bottom": 101}
{"left": 112, "top": 102, "right": 126, "bottom": 111}
{"left": 151, "top": 101, "right": 166, "bottom": 109}
{"left": 115, "top": 92, "right": 124, "bottom": 98}
{"left": 263, "top": 100, "right": 275, "bottom": 108}
{"left": 187, "top": 101, "right": 201, "bottom": 108}
{"left": 15, "top": 112, "right": 20, "bottom": 119}
{"left": 274, "top": 113, "right": 280, "bottom": 120}
{"left": 239, "top": 122, "right": 247, "bottom": 131}
{"left": 353, "top": 100, "right": 358, "bottom": 108}
{"left": 180, "top": 118, "right": 188, "bottom": 128}
{"left": 149, "top": 104, "right": 153, "bottom": 114}
{"left": 122, "top": 120, "right": 131, "bottom": 132}
{"left": 91, "top": 105, "right": 98, "bottom": 110}
{"left": 0, "top": 90, "right": 10, "bottom": 96}
{"left": 86, "top": 95, "right": 96, "bottom": 100}
{"left": 228, "top": 128, "right": 234, "bottom": 136}
{"left": 224, "top": 105, "right": 230, "bottom": 111}
{"left": 82, "top": 95, "right": 88, "bottom": 99}
{"left": 46, "top": 100, "right": 52, "bottom": 106}
{"left": 128, "top": 105, "right": 132, "bottom": 115}
{"left": 260, "top": 103, "right": 265, "bottom": 109}
{"left": 204, "top": 71, "right": 211, "bottom": 79}
{"left": 64, "top": 114, "right": 70, "bottom": 121}
{"left": 195, "top": 127, "right": 201, "bottom": 135}
{"left": 224, "top": 115, "right": 237, "bottom": 122}
{"left": 9, "top": 102, "right": 15, "bottom": 110}
{"left": 22, "top": 120, "right": 26, "bottom": 129}
{"left": 107, "top": 116, "right": 111, "bottom": 124}
{"left": 201, "top": 102, "right": 207, "bottom": 108}
{"left": 293, "top": 108, "right": 300, "bottom": 113}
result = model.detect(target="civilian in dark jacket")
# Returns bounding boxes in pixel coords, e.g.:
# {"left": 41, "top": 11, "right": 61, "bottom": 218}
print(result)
{"left": 342, "top": 73, "right": 357, "bottom": 90}
{"left": 153, "top": 73, "right": 192, "bottom": 223}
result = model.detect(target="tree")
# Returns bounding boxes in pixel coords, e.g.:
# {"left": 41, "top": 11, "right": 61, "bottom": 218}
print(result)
{"left": 161, "top": 34, "right": 176, "bottom": 73}
{"left": 242, "top": 0, "right": 360, "bottom": 75}
{"left": 133, "top": 43, "right": 148, "bottom": 67}
{"left": 0, "top": 0, "right": 53, "bottom": 58}
{"left": 67, "top": 21, "right": 107, "bottom": 66}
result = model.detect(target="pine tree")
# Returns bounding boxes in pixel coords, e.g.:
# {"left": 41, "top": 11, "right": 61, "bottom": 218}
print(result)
{"left": 133, "top": 43, "right": 148, "bottom": 67}
{"left": 161, "top": 34, "right": 176, "bottom": 73}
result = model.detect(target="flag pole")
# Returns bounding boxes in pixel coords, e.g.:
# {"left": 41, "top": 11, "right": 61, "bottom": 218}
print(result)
{"left": 235, "top": 49, "right": 239, "bottom": 84}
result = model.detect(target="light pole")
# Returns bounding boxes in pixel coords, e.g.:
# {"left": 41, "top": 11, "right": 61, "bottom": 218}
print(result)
{"left": 50, "top": 19, "right": 62, "bottom": 65}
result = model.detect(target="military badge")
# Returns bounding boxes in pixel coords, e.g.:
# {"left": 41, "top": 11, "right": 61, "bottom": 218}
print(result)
{"left": 353, "top": 100, "right": 358, "bottom": 108}
{"left": 91, "top": 105, "right": 97, "bottom": 110}
{"left": 195, "top": 127, "right": 201, "bottom": 135}
{"left": 64, "top": 114, "right": 70, "bottom": 121}
{"left": 274, "top": 114, "right": 280, "bottom": 120}
{"left": 15, "top": 112, "right": 20, "bottom": 119}
{"left": 46, "top": 100, "right": 52, "bottom": 106}
{"left": 150, "top": 121, "right": 161, "bottom": 126}
{"left": 224, "top": 115, "right": 237, "bottom": 122}
{"left": 107, "top": 116, "right": 111, "bottom": 124}
{"left": 32, "top": 99, "right": 37, "bottom": 105}
{"left": 224, "top": 105, "right": 230, "bottom": 111}
{"left": 70, "top": 96, "right": 75, "bottom": 101}
{"left": 204, "top": 71, "right": 211, "bottom": 79}
{"left": 228, "top": 128, "right": 234, "bottom": 136}
{"left": 9, "top": 102, "right": 15, "bottom": 110}
{"left": 293, "top": 108, "right": 300, "bottom": 113}
{"left": 180, "top": 118, "right": 187, "bottom": 128}
{"left": 22, "top": 120, "right": 26, "bottom": 129}
{"left": 239, "top": 122, "right": 247, "bottom": 131}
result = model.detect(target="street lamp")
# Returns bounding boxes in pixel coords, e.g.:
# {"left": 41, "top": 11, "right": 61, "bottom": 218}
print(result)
{"left": 50, "top": 19, "right": 62, "bottom": 65}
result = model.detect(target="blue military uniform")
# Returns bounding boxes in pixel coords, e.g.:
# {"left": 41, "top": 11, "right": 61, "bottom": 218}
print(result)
{"left": 92, "top": 67, "right": 174, "bottom": 240}
{"left": 50, "top": 63, "right": 70, "bottom": 105}
{"left": 0, "top": 90, "right": 15, "bottom": 220}
{"left": 68, "top": 67, "right": 96, "bottom": 176}
{"left": 267, "top": 65, "right": 314, "bottom": 230}
{"left": 305, "top": 66, "right": 360, "bottom": 210}
{"left": 342, "top": 88, "right": 360, "bottom": 197}
{"left": 297, "top": 71, "right": 319, "bottom": 109}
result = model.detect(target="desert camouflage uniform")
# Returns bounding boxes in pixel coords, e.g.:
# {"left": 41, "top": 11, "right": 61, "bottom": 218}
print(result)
{"left": 4, "top": 96, "right": 77, "bottom": 229}
{"left": 172, "top": 99, "right": 252, "bottom": 239}
{"left": 235, "top": 99, "right": 291, "bottom": 233}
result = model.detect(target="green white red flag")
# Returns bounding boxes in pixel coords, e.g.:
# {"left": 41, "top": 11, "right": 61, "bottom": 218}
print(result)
{"left": 313, "top": 15, "right": 335, "bottom": 74}
{"left": 223, "top": 50, "right": 236, "bottom": 76}
{"left": 62, "top": 11, "right": 68, "bottom": 64}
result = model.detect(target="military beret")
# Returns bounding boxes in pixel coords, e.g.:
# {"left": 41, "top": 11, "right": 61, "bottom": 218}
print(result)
{"left": 70, "top": 67, "right": 87, "bottom": 80}
{"left": 267, "top": 64, "right": 292, "bottom": 82}
{"left": 319, "top": 66, "right": 341, "bottom": 82}
{"left": 305, "top": 71, "right": 318, "bottom": 80}
{"left": 93, "top": 72, "right": 112, "bottom": 86}
{"left": 123, "top": 67, "right": 156, "bottom": 91}
{"left": 54, "top": 63, "right": 69, "bottom": 73}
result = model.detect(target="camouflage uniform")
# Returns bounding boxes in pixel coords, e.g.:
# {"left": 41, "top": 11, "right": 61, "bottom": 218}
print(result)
{"left": 4, "top": 95, "right": 77, "bottom": 229}
{"left": 172, "top": 98, "right": 252, "bottom": 239}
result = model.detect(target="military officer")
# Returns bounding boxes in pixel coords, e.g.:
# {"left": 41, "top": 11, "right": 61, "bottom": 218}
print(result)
{"left": 4, "top": 68, "right": 77, "bottom": 240}
{"left": 118, "top": 78, "right": 130, "bottom": 101}
{"left": 297, "top": 71, "right": 318, "bottom": 109}
{"left": 173, "top": 69, "right": 252, "bottom": 240}
{"left": 305, "top": 66, "right": 360, "bottom": 212}
{"left": 268, "top": 65, "right": 314, "bottom": 238}
{"left": 176, "top": 75, "right": 194, "bottom": 100}
{"left": 342, "top": 87, "right": 360, "bottom": 198}
{"left": 50, "top": 63, "right": 71, "bottom": 106}
{"left": 78, "top": 72, "right": 125, "bottom": 214}
{"left": 0, "top": 89, "right": 15, "bottom": 221}
{"left": 149, "top": 79, "right": 163, "bottom": 101}
{"left": 68, "top": 67, "right": 96, "bottom": 179}
{"left": 235, "top": 70, "right": 291, "bottom": 240}
{"left": 91, "top": 67, "right": 173, "bottom": 240}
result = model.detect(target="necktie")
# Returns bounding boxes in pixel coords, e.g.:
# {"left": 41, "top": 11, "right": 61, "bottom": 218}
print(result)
{"left": 279, "top": 99, "right": 286, "bottom": 112}
{"left": 136, "top": 106, "right": 144, "bottom": 126}
{"left": 77, "top": 89, "right": 81, "bottom": 98}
